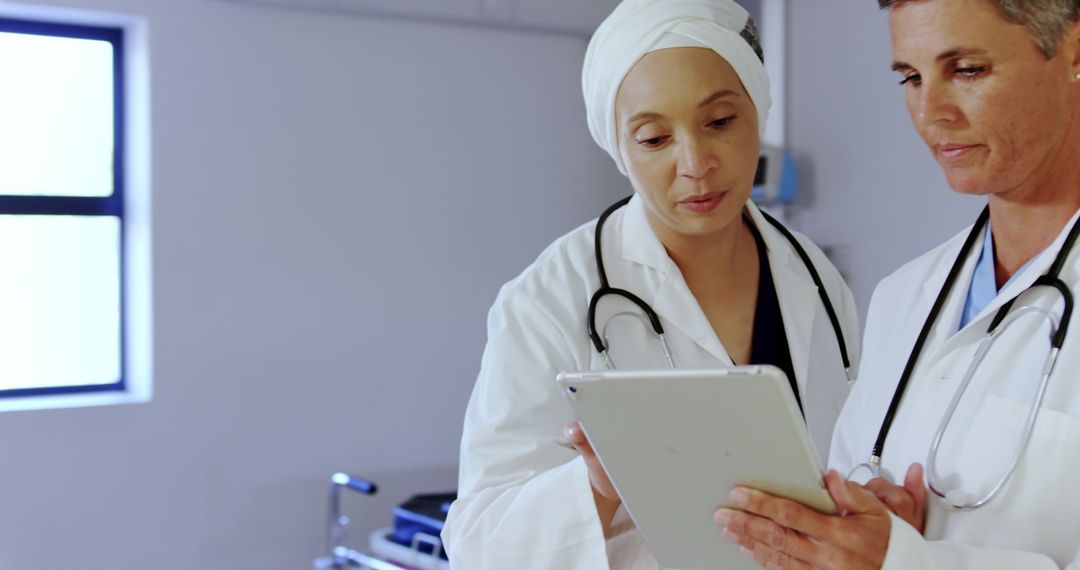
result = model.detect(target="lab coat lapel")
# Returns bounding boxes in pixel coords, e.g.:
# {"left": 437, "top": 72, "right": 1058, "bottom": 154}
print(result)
{"left": 745, "top": 204, "right": 816, "bottom": 394}
{"left": 928, "top": 209, "right": 1080, "bottom": 363}
{"left": 966, "top": 209, "right": 1080, "bottom": 327}
{"left": 920, "top": 225, "right": 983, "bottom": 360}
{"left": 619, "top": 196, "right": 732, "bottom": 363}
{"left": 652, "top": 266, "right": 734, "bottom": 362}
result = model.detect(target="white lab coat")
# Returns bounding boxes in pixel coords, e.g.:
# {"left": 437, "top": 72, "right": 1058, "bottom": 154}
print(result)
{"left": 444, "top": 195, "right": 860, "bottom": 569}
{"left": 830, "top": 209, "right": 1080, "bottom": 569}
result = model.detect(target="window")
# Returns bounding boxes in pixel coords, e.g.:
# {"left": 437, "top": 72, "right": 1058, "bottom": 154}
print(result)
{"left": 0, "top": 16, "right": 136, "bottom": 403}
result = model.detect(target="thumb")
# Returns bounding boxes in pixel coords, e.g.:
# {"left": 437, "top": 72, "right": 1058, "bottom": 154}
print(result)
{"left": 565, "top": 421, "right": 595, "bottom": 457}
{"left": 825, "top": 469, "right": 880, "bottom": 516}
{"left": 904, "top": 463, "right": 928, "bottom": 506}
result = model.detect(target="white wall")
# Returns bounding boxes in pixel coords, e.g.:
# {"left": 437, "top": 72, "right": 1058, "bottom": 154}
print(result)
{"left": 0, "top": 1, "right": 626, "bottom": 568}
{"left": 786, "top": 0, "right": 983, "bottom": 315}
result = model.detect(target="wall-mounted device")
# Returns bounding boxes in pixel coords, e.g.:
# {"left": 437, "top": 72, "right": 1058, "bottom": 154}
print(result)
{"left": 752, "top": 145, "right": 798, "bottom": 205}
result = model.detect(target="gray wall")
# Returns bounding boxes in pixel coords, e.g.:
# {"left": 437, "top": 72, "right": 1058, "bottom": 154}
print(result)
{"left": 0, "top": 1, "right": 626, "bottom": 568}
{"left": 742, "top": 0, "right": 762, "bottom": 25}
{"left": 787, "top": 0, "right": 983, "bottom": 314}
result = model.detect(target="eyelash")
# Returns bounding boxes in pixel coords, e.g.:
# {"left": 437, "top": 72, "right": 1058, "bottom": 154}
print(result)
{"left": 634, "top": 115, "right": 737, "bottom": 148}
{"left": 710, "top": 115, "right": 736, "bottom": 128}
{"left": 956, "top": 65, "right": 987, "bottom": 78}
{"left": 898, "top": 66, "right": 988, "bottom": 87}
{"left": 636, "top": 136, "right": 666, "bottom": 148}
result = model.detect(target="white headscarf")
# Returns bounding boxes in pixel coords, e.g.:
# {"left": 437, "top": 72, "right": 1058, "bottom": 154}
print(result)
{"left": 582, "top": 0, "right": 771, "bottom": 175}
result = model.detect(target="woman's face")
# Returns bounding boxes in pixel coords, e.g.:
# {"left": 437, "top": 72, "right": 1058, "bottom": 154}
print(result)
{"left": 888, "top": 0, "right": 1080, "bottom": 198}
{"left": 615, "top": 47, "right": 760, "bottom": 245}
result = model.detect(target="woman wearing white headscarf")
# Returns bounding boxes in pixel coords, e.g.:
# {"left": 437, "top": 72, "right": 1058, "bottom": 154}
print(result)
{"left": 442, "top": 0, "right": 860, "bottom": 567}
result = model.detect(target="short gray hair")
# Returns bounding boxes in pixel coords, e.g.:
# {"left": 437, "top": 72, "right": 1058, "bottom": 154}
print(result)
{"left": 878, "top": 0, "right": 1080, "bottom": 57}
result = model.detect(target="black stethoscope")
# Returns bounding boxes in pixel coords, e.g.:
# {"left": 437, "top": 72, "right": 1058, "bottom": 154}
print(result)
{"left": 849, "top": 205, "right": 1079, "bottom": 510}
{"left": 585, "top": 195, "right": 852, "bottom": 374}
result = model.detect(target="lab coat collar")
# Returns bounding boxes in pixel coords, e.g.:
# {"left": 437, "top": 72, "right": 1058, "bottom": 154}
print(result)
{"left": 920, "top": 222, "right": 984, "bottom": 352}
{"left": 924, "top": 207, "right": 1080, "bottom": 361}
{"left": 617, "top": 194, "right": 671, "bottom": 272}
{"left": 981, "top": 207, "right": 1080, "bottom": 316}
{"left": 615, "top": 196, "right": 819, "bottom": 383}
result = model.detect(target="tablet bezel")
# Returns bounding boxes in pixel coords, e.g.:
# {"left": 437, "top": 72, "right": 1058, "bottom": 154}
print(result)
{"left": 557, "top": 365, "right": 836, "bottom": 570}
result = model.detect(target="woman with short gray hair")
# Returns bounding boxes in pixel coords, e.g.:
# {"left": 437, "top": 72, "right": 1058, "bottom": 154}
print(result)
{"left": 880, "top": 0, "right": 1080, "bottom": 56}
{"left": 715, "top": 0, "right": 1080, "bottom": 568}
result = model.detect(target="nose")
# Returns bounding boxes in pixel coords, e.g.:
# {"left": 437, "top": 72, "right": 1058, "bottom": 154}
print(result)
{"left": 913, "top": 78, "right": 960, "bottom": 127}
{"left": 676, "top": 134, "right": 718, "bottom": 179}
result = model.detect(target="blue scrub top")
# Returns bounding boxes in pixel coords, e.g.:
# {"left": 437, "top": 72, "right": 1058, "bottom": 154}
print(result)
{"left": 959, "top": 224, "right": 1040, "bottom": 330}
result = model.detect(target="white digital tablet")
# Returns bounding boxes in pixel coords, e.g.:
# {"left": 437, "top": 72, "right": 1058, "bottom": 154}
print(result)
{"left": 557, "top": 366, "right": 836, "bottom": 570}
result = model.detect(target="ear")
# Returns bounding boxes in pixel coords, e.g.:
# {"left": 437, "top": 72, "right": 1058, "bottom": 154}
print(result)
{"left": 1066, "top": 17, "right": 1080, "bottom": 80}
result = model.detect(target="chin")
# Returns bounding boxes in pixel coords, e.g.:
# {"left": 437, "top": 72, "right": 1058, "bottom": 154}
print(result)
{"left": 943, "top": 170, "right": 994, "bottom": 197}
{"left": 686, "top": 208, "right": 744, "bottom": 236}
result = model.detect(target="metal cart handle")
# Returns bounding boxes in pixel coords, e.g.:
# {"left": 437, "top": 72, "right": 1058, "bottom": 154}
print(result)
{"left": 318, "top": 472, "right": 381, "bottom": 569}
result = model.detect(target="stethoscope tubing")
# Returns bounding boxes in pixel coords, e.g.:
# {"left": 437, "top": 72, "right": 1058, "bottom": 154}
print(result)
{"left": 586, "top": 196, "right": 851, "bottom": 374}
{"left": 858, "top": 205, "right": 1080, "bottom": 509}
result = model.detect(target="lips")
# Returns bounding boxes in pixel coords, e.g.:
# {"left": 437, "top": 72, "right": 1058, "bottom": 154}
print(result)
{"left": 678, "top": 191, "right": 726, "bottom": 214}
{"left": 936, "top": 143, "right": 983, "bottom": 162}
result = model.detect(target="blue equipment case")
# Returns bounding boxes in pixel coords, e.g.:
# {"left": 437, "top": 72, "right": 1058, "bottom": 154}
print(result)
{"left": 388, "top": 493, "right": 455, "bottom": 560}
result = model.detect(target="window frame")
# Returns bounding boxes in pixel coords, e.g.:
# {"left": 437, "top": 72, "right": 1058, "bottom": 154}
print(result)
{"left": 0, "top": 16, "right": 128, "bottom": 399}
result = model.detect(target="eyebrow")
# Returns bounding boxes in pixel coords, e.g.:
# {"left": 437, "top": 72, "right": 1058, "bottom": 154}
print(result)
{"left": 625, "top": 89, "right": 741, "bottom": 126}
{"left": 892, "top": 48, "right": 990, "bottom": 71}
{"left": 698, "top": 89, "right": 740, "bottom": 107}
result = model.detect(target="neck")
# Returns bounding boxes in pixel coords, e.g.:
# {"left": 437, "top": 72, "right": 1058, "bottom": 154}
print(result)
{"left": 657, "top": 214, "right": 754, "bottom": 278}
{"left": 988, "top": 190, "right": 1080, "bottom": 288}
